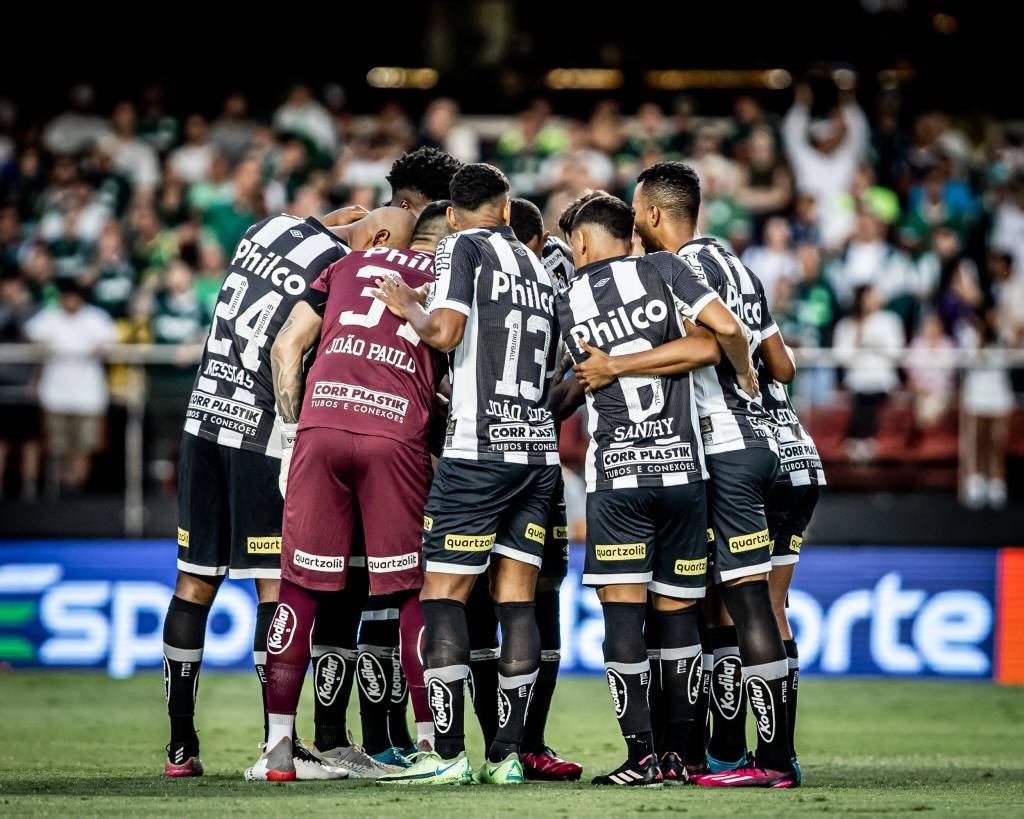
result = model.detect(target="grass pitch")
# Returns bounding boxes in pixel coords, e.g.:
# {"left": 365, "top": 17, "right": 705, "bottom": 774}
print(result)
{"left": 2, "top": 672, "right": 1023, "bottom": 816}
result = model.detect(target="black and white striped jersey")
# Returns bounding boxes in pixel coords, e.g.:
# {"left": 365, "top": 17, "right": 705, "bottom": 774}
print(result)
{"left": 184, "top": 214, "right": 348, "bottom": 457}
{"left": 556, "top": 252, "right": 709, "bottom": 493}
{"left": 759, "top": 367, "right": 826, "bottom": 487}
{"left": 428, "top": 225, "right": 559, "bottom": 465}
{"left": 672, "top": 237, "right": 778, "bottom": 455}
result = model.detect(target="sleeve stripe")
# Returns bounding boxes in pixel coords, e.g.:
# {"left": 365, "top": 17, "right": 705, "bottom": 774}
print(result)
{"left": 761, "top": 322, "right": 780, "bottom": 339}
{"left": 432, "top": 299, "right": 472, "bottom": 317}
{"left": 689, "top": 291, "right": 720, "bottom": 318}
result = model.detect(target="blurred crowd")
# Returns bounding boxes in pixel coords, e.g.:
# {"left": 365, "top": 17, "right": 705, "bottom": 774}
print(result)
{"left": 0, "top": 81, "right": 1022, "bottom": 503}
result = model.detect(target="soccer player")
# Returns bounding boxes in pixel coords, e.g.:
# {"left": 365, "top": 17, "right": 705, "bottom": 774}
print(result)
{"left": 557, "top": 195, "right": 736, "bottom": 786}
{"left": 447, "top": 197, "right": 579, "bottom": 782}
{"left": 760, "top": 351, "right": 824, "bottom": 783}
{"left": 579, "top": 161, "right": 798, "bottom": 787}
{"left": 163, "top": 205, "right": 406, "bottom": 778}
{"left": 387, "top": 146, "right": 465, "bottom": 216}
{"left": 373, "top": 164, "right": 560, "bottom": 785}
{"left": 244, "top": 204, "right": 449, "bottom": 781}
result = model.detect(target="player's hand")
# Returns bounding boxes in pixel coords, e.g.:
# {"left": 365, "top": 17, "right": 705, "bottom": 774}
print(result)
{"left": 413, "top": 283, "right": 432, "bottom": 305}
{"left": 278, "top": 423, "right": 297, "bottom": 498}
{"left": 736, "top": 363, "right": 759, "bottom": 398}
{"left": 572, "top": 341, "right": 618, "bottom": 393}
{"left": 372, "top": 275, "right": 417, "bottom": 318}
{"left": 320, "top": 205, "right": 369, "bottom": 227}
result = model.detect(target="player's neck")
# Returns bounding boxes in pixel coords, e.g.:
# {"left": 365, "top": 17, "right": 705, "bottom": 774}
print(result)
{"left": 661, "top": 222, "right": 696, "bottom": 253}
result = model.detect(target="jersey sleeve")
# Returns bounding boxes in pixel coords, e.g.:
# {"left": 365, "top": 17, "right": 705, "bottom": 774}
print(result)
{"left": 649, "top": 252, "right": 720, "bottom": 322}
{"left": 428, "top": 233, "right": 479, "bottom": 316}
{"left": 301, "top": 257, "right": 343, "bottom": 316}
{"left": 754, "top": 276, "right": 779, "bottom": 339}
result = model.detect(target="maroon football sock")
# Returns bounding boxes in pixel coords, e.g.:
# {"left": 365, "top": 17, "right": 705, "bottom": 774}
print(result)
{"left": 398, "top": 590, "right": 430, "bottom": 724}
{"left": 266, "top": 580, "right": 317, "bottom": 716}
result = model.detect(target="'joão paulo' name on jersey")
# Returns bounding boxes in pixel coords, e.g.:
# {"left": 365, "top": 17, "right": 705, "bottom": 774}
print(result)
{"left": 557, "top": 252, "right": 708, "bottom": 493}
{"left": 674, "top": 237, "right": 778, "bottom": 455}
{"left": 184, "top": 214, "right": 348, "bottom": 457}
{"left": 428, "top": 225, "right": 559, "bottom": 465}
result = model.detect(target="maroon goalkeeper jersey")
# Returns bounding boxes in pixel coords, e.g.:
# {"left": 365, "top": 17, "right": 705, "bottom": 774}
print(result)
{"left": 298, "top": 247, "right": 444, "bottom": 449}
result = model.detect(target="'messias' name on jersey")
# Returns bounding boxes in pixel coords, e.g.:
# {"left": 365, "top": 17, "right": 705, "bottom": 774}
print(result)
{"left": 427, "top": 226, "right": 559, "bottom": 465}
{"left": 184, "top": 214, "right": 348, "bottom": 457}
{"left": 556, "top": 253, "right": 708, "bottom": 492}
{"left": 299, "top": 247, "right": 443, "bottom": 448}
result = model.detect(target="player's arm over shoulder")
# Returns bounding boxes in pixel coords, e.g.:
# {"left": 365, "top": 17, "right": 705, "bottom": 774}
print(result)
{"left": 428, "top": 232, "right": 481, "bottom": 316}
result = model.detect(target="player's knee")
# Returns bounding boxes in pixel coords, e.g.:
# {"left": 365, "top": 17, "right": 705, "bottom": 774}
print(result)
{"left": 174, "top": 571, "right": 221, "bottom": 605}
{"left": 596, "top": 584, "right": 647, "bottom": 605}
{"left": 491, "top": 558, "right": 539, "bottom": 603}
{"left": 652, "top": 594, "right": 697, "bottom": 612}
{"left": 421, "top": 571, "right": 475, "bottom": 603}
{"left": 255, "top": 577, "right": 280, "bottom": 604}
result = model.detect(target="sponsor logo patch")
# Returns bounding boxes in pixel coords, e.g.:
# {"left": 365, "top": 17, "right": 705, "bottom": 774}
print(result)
{"left": 524, "top": 523, "right": 546, "bottom": 545}
{"left": 728, "top": 528, "right": 770, "bottom": 554}
{"left": 606, "top": 669, "right": 628, "bottom": 719}
{"left": 357, "top": 652, "right": 388, "bottom": 704}
{"left": 314, "top": 653, "right": 345, "bottom": 706}
{"left": 553, "top": 525, "right": 569, "bottom": 541}
{"left": 712, "top": 656, "right": 743, "bottom": 720}
{"left": 367, "top": 552, "right": 420, "bottom": 573}
{"left": 687, "top": 654, "right": 703, "bottom": 705}
{"left": 497, "top": 688, "right": 511, "bottom": 727}
{"left": 267, "top": 604, "right": 296, "bottom": 655}
{"left": 594, "top": 543, "right": 646, "bottom": 561}
{"left": 706, "top": 528, "right": 715, "bottom": 543}
{"left": 746, "top": 676, "right": 776, "bottom": 743}
{"left": 246, "top": 536, "right": 281, "bottom": 554}
{"left": 177, "top": 528, "right": 189, "bottom": 548}
{"left": 423, "top": 516, "right": 433, "bottom": 532}
{"left": 443, "top": 533, "right": 496, "bottom": 552}
{"left": 292, "top": 550, "right": 345, "bottom": 572}
{"left": 673, "top": 557, "right": 708, "bottom": 576}
{"left": 428, "top": 678, "right": 454, "bottom": 733}
{"left": 790, "top": 535, "right": 803, "bottom": 553}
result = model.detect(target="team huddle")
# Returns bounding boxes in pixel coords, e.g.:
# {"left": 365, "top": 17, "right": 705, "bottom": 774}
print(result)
{"left": 162, "top": 146, "right": 824, "bottom": 789}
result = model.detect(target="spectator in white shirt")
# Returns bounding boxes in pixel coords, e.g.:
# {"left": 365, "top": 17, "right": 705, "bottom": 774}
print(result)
{"left": 24, "top": 278, "right": 116, "bottom": 493}
{"left": 833, "top": 284, "right": 906, "bottom": 460}
{"left": 169, "top": 115, "right": 215, "bottom": 185}
{"left": 273, "top": 85, "right": 337, "bottom": 160}
{"left": 742, "top": 216, "right": 800, "bottom": 309}
{"left": 101, "top": 102, "right": 160, "bottom": 193}
{"left": 830, "top": 208, "right": 915, "bottom": 307}
{"left": 782, "top": 83, "right": 869, "bottom": 249}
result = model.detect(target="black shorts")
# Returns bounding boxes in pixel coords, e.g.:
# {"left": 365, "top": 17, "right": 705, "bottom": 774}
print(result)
{"left": 176, "top": 432, "right": 283, "bottom": 580}
{"left": 423, "top": 458, "right": 560, "bottom": 575}
{"left": 705, "top": 448, "right": 780, "bottom": 585}
{"left": 766, "top": 482, "right": 821, "bottom": 566}
{"left": 541, "top": 471, "right": 569, "bottom": 580}
{"left": 583, "top": 482, "right": 708, "bottom": 599}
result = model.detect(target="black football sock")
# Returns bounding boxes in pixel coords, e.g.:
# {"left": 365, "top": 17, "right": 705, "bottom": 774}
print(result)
{"left": 721, "top": 581, "right": 791, "bottom": 772}
{"left": 253, "top": 601, "right": 276, "bottom": 743}
{"left": 643, "top": 600, "right": 665, "bottom": 753}
{"left": 489, "top": 602, "right": 540, "bottom": 763}
{"left": 785, "top": 638, "right": 799, "bottom": 759}
{"left": 657, "top": 606, "right": 702, "bottom": 757}
{"left": 684, "top": 613, "right": 713, "bottom": 767}
{"left": 387, "top": 645, "right": 414, "bottom": 751}
{"left": 522, "top": 588, "right": 560, "bottom": 753}
{"left": 422, "top": 599, "right": 470, "bottom": 760}
{"left": 707, "top": 625, "right": 746, "bottom": 766}
{"left": 312, "top": 586, "right": 362, "bottom": 751}
{"left": 163, "top": 596, "right": 210, "bottom": 756}
{"left": 357, "top": 612, "right": 397, "bottom": 754}
{"left": 467, "top": 581, "right": 500, "bottom": 748}
{"left": 601, "top": 602, "right": 655, "bottom": 765}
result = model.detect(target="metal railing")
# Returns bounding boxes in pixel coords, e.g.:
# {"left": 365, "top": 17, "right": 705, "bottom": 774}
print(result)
{"left": 0, "top": 343, "right": 1021, "bottom": 535}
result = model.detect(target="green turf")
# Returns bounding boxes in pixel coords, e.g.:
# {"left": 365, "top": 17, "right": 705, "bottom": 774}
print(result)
{"left": 2, "top": 672, "right": 1023, "bottom": 816}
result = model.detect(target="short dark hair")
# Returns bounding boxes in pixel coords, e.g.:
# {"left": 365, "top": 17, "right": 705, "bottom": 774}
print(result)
{"left": 449, "top": 163, "right": 509, "bottom": 211}
{"left": 636, "top": 162, "right": 701, "bottom": 223}
{"left": 557, "top": 189, "right": 610, "bottom": 239}
{"left": 386, "top": 147, "right": 463, "bottom": 202}
{"left": 509, "top": 198, "right": 544, "bottom": 245}
{"left": 411, "top": 199, "right": 451, "bottom": 244}
{"left": 571, "top": 195, "right": 635, "bottom": 242}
